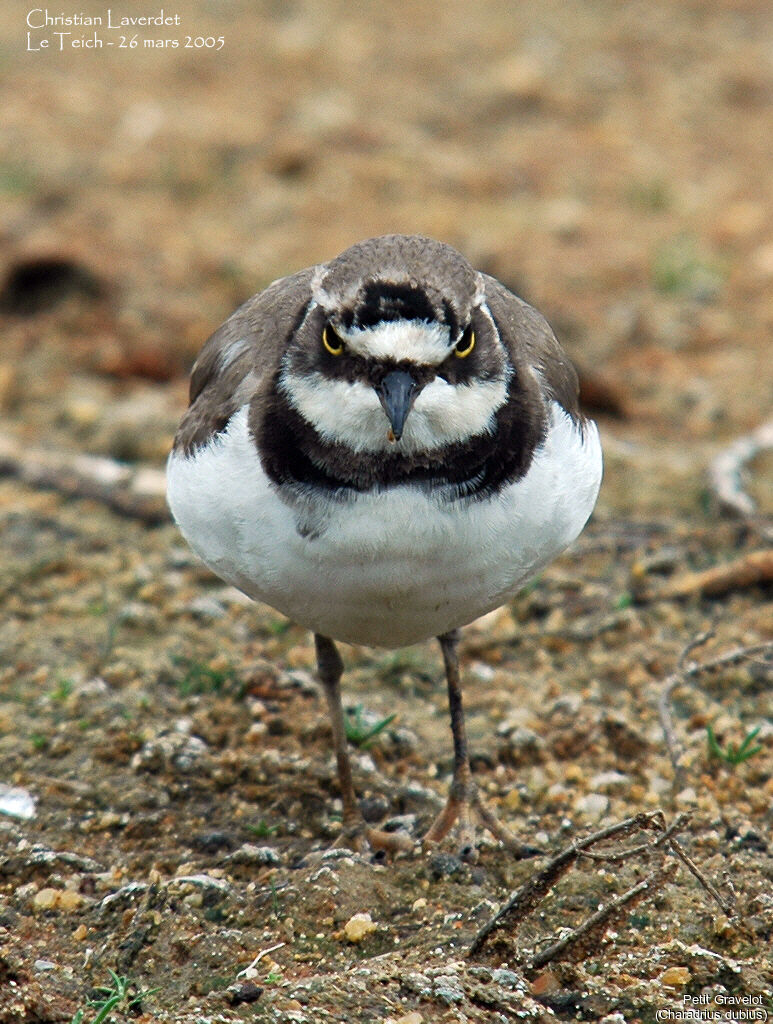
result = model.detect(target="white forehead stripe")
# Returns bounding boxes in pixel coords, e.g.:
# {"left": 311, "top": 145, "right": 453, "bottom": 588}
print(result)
{"left": 342, "top": 321, "right": 452, "bottom": 365}
{"left": 280, "top": 370, "right": 508, "bottom": 454}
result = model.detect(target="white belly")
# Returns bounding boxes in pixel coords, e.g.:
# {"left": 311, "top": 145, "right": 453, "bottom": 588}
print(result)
{"left": 166, "top": 404, "right": 602, "bottom": 647}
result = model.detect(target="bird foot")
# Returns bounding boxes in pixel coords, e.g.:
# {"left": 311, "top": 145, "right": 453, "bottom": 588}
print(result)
{"left": 332, "top": 820, "right": 414, "bottom": 856}
{"left": 421, "top": 783, "right": 539, "bottom": 862}
{"left": 330, "top": 794, "right": 538, "bottom": 862}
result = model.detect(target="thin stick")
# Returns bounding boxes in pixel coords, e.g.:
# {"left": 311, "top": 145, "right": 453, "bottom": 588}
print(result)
{"left": 578, "top": 812, "right": 690, "bottom": 863}
{"left": 708, "top": 418, "right": 773, "bottom": 519}
{"left": 667, "top": 836, "right": 734, "bottom": 916}
{"left": 0, "top": 431, "right": 169, "bottom": 524}
{"left": 680, "top": 642, "right": 773, "bottom": 678}
{"left": 677, "top": 627, "right": 717, "bottom": 671}
{"left": 658, "top": 628, "right": 716, "bottom": 788}
{"left": 528, "top": 862, "right": 678, "bottom": 970}
{"left": 657, "top": 550, "right": 773, "bottom": 601}
{"left": 467, "top": 811, "right": 726, "bottom": 965}
{"left": 467, "top": 813, "right": 660, "bottom": 956}
{"left": 236, "top": 942, "right": 286, "bottom": 980}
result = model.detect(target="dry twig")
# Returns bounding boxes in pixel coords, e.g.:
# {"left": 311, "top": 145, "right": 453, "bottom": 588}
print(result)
{"left": 236, "top": 942, "right": 287, "bottom": 981}
{"left": 655, "top": 549, "right": 773, "bottom": 602}
{"left": 528, "top": 862, "right": 678, "bottom": 970}
{"left": 658, "top": 628, "right": 717, "bottom": 789}
{"left": 0, "top": 431, "right": 169, "bottom": 524}
{"left": 468, "top": 809, "right": 733, "bottom": 966}
{"left": 577, "top": 811, "right": 689, "bottom": 863}
{"left": 708, "top": 418, "right": 773, "bottom": 520}
{"left": 667, "top": 835, "right": 734, "bottom": 916}
{"left": 468, "top": 811, "right": 670, "bottom": 958}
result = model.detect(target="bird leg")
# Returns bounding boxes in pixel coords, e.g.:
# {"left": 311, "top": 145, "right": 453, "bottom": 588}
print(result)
{"left": 421, "top": 630, "right": 537, "bottom": 861}
{"left": 421, "top": 630, "right": 476, "bottom": 855}
{"left": 314, "top": 634, "right": 412, "bottom": 854}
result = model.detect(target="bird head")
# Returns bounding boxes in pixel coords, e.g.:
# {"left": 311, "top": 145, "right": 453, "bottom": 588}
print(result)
{"left": 278, "top": 234, "right": 510, "bottom": 455}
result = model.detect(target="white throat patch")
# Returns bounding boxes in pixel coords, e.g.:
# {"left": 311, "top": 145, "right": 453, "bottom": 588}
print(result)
{"left": 280, "top": 368, "right": 509, "bottom": 454}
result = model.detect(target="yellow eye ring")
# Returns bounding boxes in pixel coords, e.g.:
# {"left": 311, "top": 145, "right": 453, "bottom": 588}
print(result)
{"left": 454, "top": 327, "right": 475, "bottom": 358}
{"left": 322, "top": 324, "right": 345, "bottom": 356}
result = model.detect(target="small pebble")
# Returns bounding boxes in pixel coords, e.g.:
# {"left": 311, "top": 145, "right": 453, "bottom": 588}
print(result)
{"left": 660, "top": 966, "right": 691, "bottom": 987}
{"left": 192, "top": 831, "right": 236, "bottom": 854}
{"left": 490, "top": 968, "right": 522, "bottom": 989}
{"left": 90, "top": 811, "right": 123, "bottom": 831}
{"left": 469, "top": 661, "right": 495, "bottom": 682}
{"left": 382, "top": 814, "right": 417, "bottom": 834}
{"left": 245, "top": 721, "right": 268, "bottom": 742}
{"left": 500, "top": 726, "right": 545, "bottom": 762}
{"left": 184, "top": 596, "right": 227, "bottom": 620}
{"left": 676, "top": 787, "right": 698, "bottom": 807}
{"left": 428, "top": 851, "right": 462, "bottom": 879}
{"left": 390, "top": 727, "right": 419, "bottom": 755}
{"left": 530, "top": 970, "right": 561, "bottom": 995}
{"left": 33, "top": 959, "right": 56, "bottom": 972}
{"left": 343, "top": 912, "right": 377, "bottom": 942}
{"left": 503, "top": 787, "right": 521, "bottom": 810}
{"left": 430, "top": 976, "right": 464, "bottom": 1005}
{"left": 574, "top": 793, "right": 609, "bottom": 821}
{"left": 491, "top": 52, "right": 546, "bottom": 101}
{"left": 117, "top": 601, "right": 157, "bottom": 627}
{"left": 33, "top": 888, "right": 59, "bottom": 910}
{"left": 0, "top": 784, "right": 37, "bottom": 821}
{"left": 590, "top": 771, "right": 631, "bottom": 791}
{"left": 64, "top": 398, "right": 102, "bottom": 428}
{"left": 359, "top": 794, "right": 390, "bottom": 822}
{"left": 58, "top": 889, "right": 81, "bottom": 911}
{"left": 225, "top": 981, "right": 263, "bottom": 1006}
{"left": 132, "top": 734, "right": 209, "bottom": 775}
{"left": 224, "top": 843, "right": 281, "bottom": 867}
{"left": 712, "top": 915, "right": 736, "bottom": 940}
{"left": 752, "top": 242, "right": 773, "bottom": 279}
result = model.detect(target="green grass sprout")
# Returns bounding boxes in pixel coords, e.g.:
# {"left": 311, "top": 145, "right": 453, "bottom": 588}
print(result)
{"left": 70, "top": 969, "right": 159, "bottom": 1024}
{"left": 344, "top": 704, "right": 397, "bottom": 749}
{"left": 706, "top": 724, "right": 762, "bottom": 767}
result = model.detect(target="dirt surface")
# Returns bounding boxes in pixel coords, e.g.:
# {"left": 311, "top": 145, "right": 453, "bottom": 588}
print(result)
{"left": 1, "top": 2, "right": 772, "bottom": 1021}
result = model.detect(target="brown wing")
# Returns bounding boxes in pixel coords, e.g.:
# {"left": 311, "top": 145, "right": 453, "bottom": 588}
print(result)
{"left": 480, "top": 273, "right": 582, "bottom": 423}
{"left": 173, "top": 267, "right": 315, "bottom": 456}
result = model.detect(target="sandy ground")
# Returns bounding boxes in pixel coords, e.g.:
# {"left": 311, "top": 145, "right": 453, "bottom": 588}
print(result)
{"left": 0, "top": 1, "right": 771, "bottom": 1021}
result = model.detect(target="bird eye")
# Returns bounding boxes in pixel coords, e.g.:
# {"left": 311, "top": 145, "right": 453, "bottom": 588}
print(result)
{"left": 322, "top": 324, "right": 345, "bottom": 356}
{"left": 454, "top": 326, "right": 475, "bottom": 358}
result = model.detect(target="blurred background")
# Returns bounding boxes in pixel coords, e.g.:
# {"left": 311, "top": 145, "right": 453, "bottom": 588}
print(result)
{"left": 2, "top": 0, "right": 772, "bottom": 515}
{"left": 1, "top": 7, "right": 771, "bottom": 1013}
